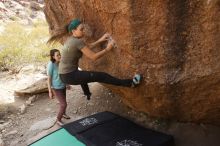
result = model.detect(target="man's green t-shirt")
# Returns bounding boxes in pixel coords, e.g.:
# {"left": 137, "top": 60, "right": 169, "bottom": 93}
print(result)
{"left": 59, "top": 36, "right": 86, "bottom": 74}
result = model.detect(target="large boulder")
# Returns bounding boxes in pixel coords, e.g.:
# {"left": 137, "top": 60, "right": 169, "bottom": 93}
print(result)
{"left": 44, "top": 0, "right": 220, "bottom": 125}
{"left": 14, "top": 77, "right": 48, "bottom": 96}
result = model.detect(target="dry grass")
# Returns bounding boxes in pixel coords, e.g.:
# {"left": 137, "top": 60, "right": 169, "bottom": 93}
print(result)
{"left": 0, "top": 20, "right": 60, "bottom": 72}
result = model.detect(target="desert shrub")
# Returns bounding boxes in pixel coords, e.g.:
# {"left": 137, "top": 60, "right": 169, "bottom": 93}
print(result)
{"left": 0, "top": 20, "right": 61, "bottom": 72}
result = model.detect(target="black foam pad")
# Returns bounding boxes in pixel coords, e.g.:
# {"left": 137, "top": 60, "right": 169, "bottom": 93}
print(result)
{"left": 63, "top": 111, "right": 174, "bottom": 146}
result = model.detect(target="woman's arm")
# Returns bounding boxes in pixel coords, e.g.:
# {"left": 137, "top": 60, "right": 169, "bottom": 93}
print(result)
{"left": 89, "top": 40, "right": 101, "bottom": 49}
{"left": 47, "top": 76, "right": 53, "bottom": 99}
{"left": 89, "top": 33, "right": 110, "bottom": 49}
{"left": 81, "top": 40, "right": 115, "bottom": 61}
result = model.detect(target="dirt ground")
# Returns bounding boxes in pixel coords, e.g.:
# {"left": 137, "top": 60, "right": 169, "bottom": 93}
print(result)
{"left": 0, "top": 70, "right": 220, "bottom": 146}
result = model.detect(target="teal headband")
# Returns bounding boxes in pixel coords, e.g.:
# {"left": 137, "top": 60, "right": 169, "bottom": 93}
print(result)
{"left": 68, "top": 19, "right": 81, "bottom": 32}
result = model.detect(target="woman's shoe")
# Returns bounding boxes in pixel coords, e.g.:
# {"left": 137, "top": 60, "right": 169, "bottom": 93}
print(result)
{"left": 56, "top": 120, "right": 64, "bottom": 126}
{"left": 62, "top": 114, "right": 71, "bottom": 119}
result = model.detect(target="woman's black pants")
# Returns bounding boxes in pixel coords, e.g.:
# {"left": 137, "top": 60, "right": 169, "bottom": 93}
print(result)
{"left": 60, "top": 70, "right": 132, "bottom": 96}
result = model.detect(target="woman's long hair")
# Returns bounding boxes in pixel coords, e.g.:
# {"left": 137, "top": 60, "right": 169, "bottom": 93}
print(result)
{"left": 47, "top": 25, "right": 70, "bottom": 45}
{"left": 50, "top": 49, "right": 59, "bottom": 63}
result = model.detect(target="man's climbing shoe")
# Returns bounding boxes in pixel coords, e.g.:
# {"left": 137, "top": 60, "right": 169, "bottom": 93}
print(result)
{"left": 84, "top": 93, "right": 91, "bottom": 100}
{"left": 132, "top": 74, "right": 142, "bottom": 87}
{"left": 86, "top": 94, "right": 91, "bottom": 100}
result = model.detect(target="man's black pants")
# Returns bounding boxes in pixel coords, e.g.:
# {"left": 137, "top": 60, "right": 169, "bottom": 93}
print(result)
{"left": 60, "top": 70, "right": 132, "bottom": 96}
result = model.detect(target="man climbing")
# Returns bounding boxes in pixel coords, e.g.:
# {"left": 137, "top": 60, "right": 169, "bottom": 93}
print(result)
{"left": 48, "top": 18, "right": 142, "bottom": 100}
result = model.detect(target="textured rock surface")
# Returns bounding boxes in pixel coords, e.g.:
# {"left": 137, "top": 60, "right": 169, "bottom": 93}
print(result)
{"left": 44, "top": 0, "right": 220, "bottom": 125}
{"left": 14, "top": 77, "right": 48, "bottom": 96}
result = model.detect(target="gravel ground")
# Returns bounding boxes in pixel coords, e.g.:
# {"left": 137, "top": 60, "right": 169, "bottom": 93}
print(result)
{"left": 0, "top": 71, "right": 220, "bottom": 146}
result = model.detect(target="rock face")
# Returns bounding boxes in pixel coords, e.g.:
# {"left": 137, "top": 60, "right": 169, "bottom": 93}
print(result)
{"left": 44, "top": 0, "right": 220, "bottom": 125}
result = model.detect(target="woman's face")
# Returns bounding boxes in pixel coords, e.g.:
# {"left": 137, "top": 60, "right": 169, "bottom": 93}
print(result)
{"left": 72, "top": 24, "right": 84, "bottom": 38}
{"left": 53, "top": 51, "right": 61, "bottom": 62}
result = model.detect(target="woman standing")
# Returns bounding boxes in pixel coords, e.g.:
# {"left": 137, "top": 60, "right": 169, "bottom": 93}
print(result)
{"left": 47, "top": 49, "right": 70, "bottom": 126}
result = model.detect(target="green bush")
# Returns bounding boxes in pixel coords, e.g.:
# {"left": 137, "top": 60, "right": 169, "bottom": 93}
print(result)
{"left": 0, "top": 20, "right": 60, "bottom": 72}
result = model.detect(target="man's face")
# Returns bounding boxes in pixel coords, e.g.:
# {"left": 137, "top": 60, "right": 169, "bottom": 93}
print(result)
{"left": 73, "top": 24, "right": 84, "bottom": 37}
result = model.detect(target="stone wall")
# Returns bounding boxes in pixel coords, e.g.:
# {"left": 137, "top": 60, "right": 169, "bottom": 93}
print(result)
{"left": 44, "top": 0, "right": 220, "bottom": 125}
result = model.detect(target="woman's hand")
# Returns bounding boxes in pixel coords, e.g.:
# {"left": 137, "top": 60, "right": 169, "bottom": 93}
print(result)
{"left": 49, "top": 90, "right": 54, "bottom": 99}
{"left": 98, "top": 33, "right": 110, "bottom": 42}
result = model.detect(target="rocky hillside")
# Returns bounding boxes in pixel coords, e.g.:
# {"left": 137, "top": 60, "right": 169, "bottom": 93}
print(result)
{"left": 0, "top": 0, "right": 44, "bottom": 24}
{"left": 44, "top": 0, "right": 220, "bottom": 125}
